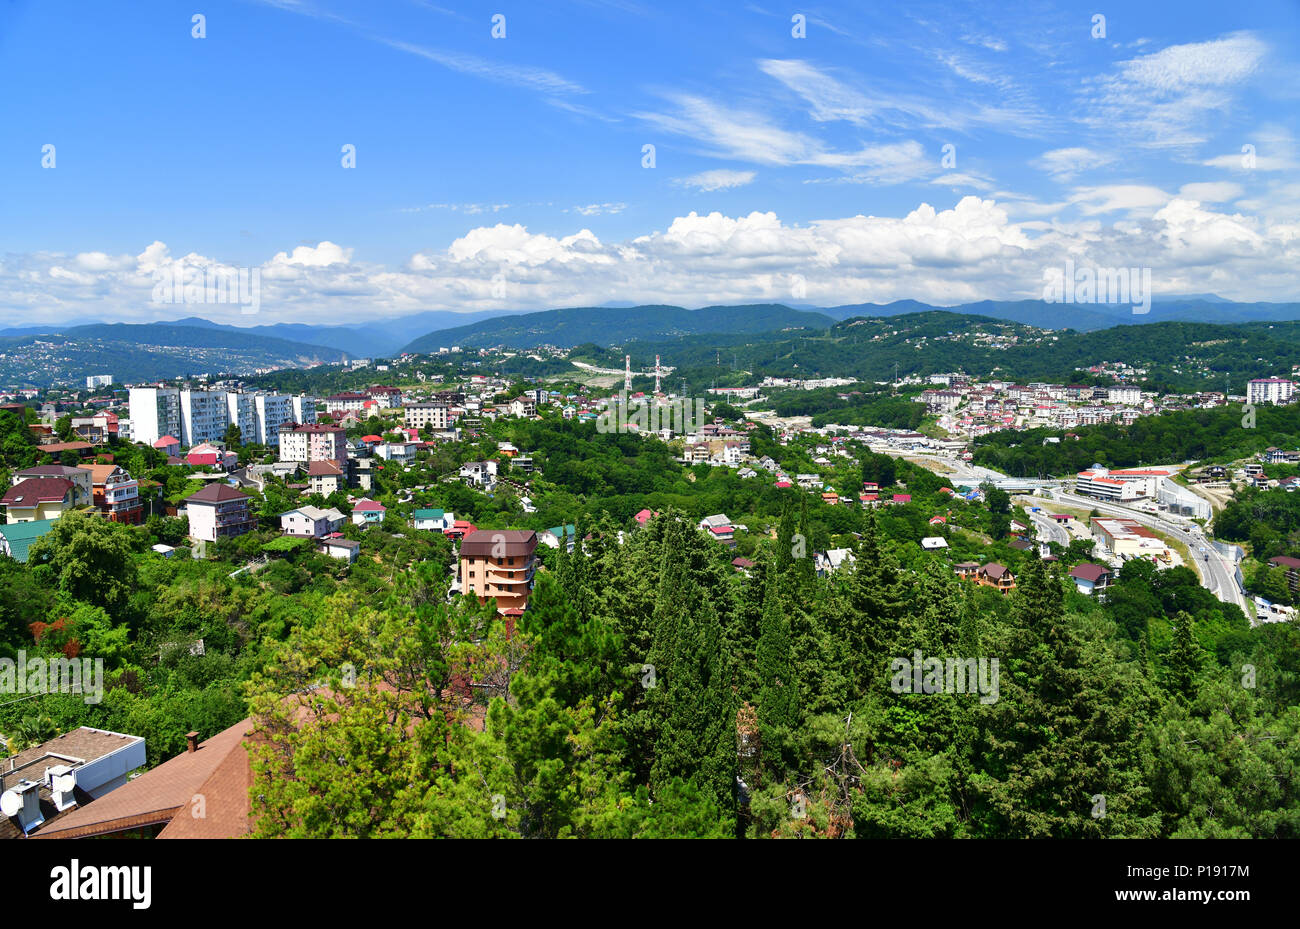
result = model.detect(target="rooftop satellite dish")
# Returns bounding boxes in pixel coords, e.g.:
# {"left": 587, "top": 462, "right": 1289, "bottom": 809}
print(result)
{"left": 0, "top": 789, "right": 21, "bottom": 818}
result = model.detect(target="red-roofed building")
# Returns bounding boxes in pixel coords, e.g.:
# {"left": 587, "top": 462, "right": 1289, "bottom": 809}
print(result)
{"left": 351, "top": 499, "right": 386, "bottom": 526}
{"left": 152, "top": 434, "right": 180, "bottom": 457}
{"left": 182, "top": 484, "right": 255, "bottom": 542}
{"left": 2, "top": 477, "right": 76, "bottom": 523}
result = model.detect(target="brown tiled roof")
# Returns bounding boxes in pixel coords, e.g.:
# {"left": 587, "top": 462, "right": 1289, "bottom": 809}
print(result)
{"left": 34, "top": 719, "right": 254, "bottom": 840}
{"left": 37, "top": 441, "right": 95, "bottom": 453}
{"left": 2, "top": 727, "right": 146, "bottom": 840}
{"left": 2, "top": 477, "right": 74, "bottom": 506}
{"left": 15, "top": 465, "right": 83, "bottom": 479}
{"left": 460, "top": 529, "right": 537, "bottom": 559}
{"left": 308, "top": 459, "right": 343, "bottom": 476}
{"left": 76, "top": 463, "right": 124, "bottom": 485}
{"left": 183, "top": 483, "right": 250, "bottom": 504}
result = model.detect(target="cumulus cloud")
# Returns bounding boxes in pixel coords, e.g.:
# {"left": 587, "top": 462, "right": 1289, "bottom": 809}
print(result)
{"left": 4, "top": 194, "right": 1299, "bottom": 326}
{"left": 269, "top": 241, "right": 353, "bottom": 267}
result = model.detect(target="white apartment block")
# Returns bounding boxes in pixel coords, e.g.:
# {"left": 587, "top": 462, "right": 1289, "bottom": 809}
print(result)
{"left": 1248, "top": 378, "right": 1295, "bottom": 406}
{"left": 179, "top": 390, "right": 230, "bottom": 446}
{"left": 1107, "top": 385, "right": 1143, "bottom": 406}
{"left": 254, "top": 393, "right": 295, "bottom": 445}
{"left": 291, "top": 395, "right": 319, "bottom": 425}
{"left": 278, "top": 423, "right": 347, "bottom": 463}
{"left": 128, "top": 387, "right": 182, "bottom": 447}
{"left": 226, "top": 392, "right": 257, "bottom": 444}
{"left": 405, "top": 403, "right": 449, "bottom": 431}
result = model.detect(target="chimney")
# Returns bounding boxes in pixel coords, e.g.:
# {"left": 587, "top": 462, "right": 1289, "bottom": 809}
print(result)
{"left": 186, "top": 731, "right": 199, "bottom": 753}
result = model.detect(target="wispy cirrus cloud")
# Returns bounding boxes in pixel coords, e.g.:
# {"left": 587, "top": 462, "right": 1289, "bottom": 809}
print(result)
{"left": 1082, "top": 31, "right": 1268, "bottom": 148}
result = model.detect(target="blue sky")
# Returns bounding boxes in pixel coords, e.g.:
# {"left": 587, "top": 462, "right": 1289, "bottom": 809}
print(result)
{"left": 1, "top": 0, "right": 1298, "bottom": 325}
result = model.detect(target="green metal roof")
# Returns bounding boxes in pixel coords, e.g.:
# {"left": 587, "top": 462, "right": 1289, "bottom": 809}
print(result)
{"left": 413, "top": 508, "right": 445, "bottom": 519}
{"left": 0, "top": 518, "right": 58, "bottom": 563}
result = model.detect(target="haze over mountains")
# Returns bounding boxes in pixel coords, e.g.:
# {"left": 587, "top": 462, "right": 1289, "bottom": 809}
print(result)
{"left": 2, "top": 297, "right": 1298, "bottom": 389}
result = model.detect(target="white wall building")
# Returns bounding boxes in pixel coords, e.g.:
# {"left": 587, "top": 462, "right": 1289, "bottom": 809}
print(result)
{"left": 1248, "top": 378, "right": 1295, "bottom": 405}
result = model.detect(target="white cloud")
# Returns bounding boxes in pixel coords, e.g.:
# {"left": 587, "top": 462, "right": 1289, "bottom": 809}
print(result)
{"left": 1177, "top": 182, "right": 1244, "bottom": 203}
{"left": 1033, "top": 147, "right": 1117, "bottom": 180}
{"left": 674, "top": 169, "right": 757, "bottom": 192}
{"left": 269, "top": 241, "right": 353, "bottom": 267}
{"left": 1082, "top": 32, "right": 1268, "bottom": 148}
{"left": 7, "top": 194, "right": 1300, "bottom": 325}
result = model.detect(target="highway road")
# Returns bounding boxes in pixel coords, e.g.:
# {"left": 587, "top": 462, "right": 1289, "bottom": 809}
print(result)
{"left": 1051, "top": 489, "right": 1249, "bottom": 615}
{"left": 1028, "top": 509, "right": 1071, "bottom": 547}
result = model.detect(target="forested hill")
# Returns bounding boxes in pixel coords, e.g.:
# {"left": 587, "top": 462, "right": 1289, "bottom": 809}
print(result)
{"left": 0, "top": 323, "right": 351, "bottom": 387}
{"left": 608, "top": 314, "right": 1300, "bottom": 393}
{"left": 400, "top": 303, "right": 835, "bottom": 352}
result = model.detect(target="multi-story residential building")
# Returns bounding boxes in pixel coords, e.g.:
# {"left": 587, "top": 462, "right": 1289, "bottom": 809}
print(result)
{"left": 1, "top": 477, "right": 76, "bottom": 523}
{"left": 1108, "top": 384, "right": 1143, "bottom": 405}
{"left": 404, "top": 403, "right": 449, "bottom": 431}
{"left": 85, "top": 374, "right": 114, "bottom": 389}
{"left": 324, "top": 392, "right": 369, "bottom": 415}
{"left": 366, "top": 386, "right": 403, "bottom": 409}
{"left": 1247, "top": 377, "right": 1295, "bottom": 406}
{"left": 179, "top": 389, "right": 230, "bottom": 447}
{"left": 279, "top": 505, "right": 346, "bottom": 538}
{"left": 225, "top": 392, "right": 257, "bottom": 445}
{"left": 253, "top": 393, "right": 295, "bottom": 446}
{"left": 307, "top": 459, "right": 346, "bottom": 496}
{"left": 278, "top": 423, "right": 347, "bottom": 464}
{"left": 290, "top": 394, "right": 318, "bottom": 425}
{"left": 128, "top": 387, "right": 182, "bottom": 447}
{"left": 374, "top": 441, "right": 418, "bottom": 465}
{"left": 13, "top": 465, "right": 93, "bottom": 506}
{"left": 182, "top": 484, "right": 256, "bottom": 542}
{"left": 77, "top": 464, "right": 143, "bottom": 524}
{"left": 458, "top": 529, "right": 539, "bottom": 617}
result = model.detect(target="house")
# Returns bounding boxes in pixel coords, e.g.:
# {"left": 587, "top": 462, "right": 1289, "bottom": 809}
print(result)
{"left": 32, "top": 720, "right": 255, "bottom": 839}
{"left": 375, "top": 441, "right": 418, "bottom": 465}
{"left": 280, "top": 505, "right": 346, "bottom": 538}
{"left": 889, "top": 494, "right": 912, "bottom": 506}
{"left": 1, "top": 477, "right": 75, "bottom": 524}
{"left": 634, "top": 508, "right": 658, "bottom": 527}
{"left": 975, "top": 563, "right": 1016, "bottom": 595}
{"left": 731, "top": 557, "right": 755, "bottom": 575}
{"left": 77, "top": 463, "right": 143, "bottom": 524}
{"left": 182, "top": 484, "right": 256, "bottom": 542}
{"left": 928, "top": 515, "right": 947, "bottom": 525}
{"left": 458, "top": 529, "right": 539, "bottom": 617}
{"left": 152, "top": 434, "right": 181, "bottom": 457}
{"left": 351, "top": 500, "right": 386, "bottom": 526}
{"left": 460, "top": 460, "right": 498, "bottom": 489}
{"left": 0, "top": 518, "right": 57, "bottom": 562}
{"left": 13, "top": 465, "right": 93, "bottom": 506}
{"left": 1, "top": 726, "right": 147, "bottom": 839}
{"left": 921, "top": 537, "right": 948, "bottom": 550}
{"left": 859, "top": 493, "right": 879, "bottom": 507}
{"left": 445, "top": 519, "right": 477, "bottom": 541}
{"left": 319, "top": 537, "right": 360, "bottom": 563}
{"left": 954, "top": 562, "right": 981, "bottom": 579}
{"left": 411, "top": 508, "right": 454, "bottom": 532}
{"left": 186, "top": 442, "right": 237, "bottom": 471}
{"left": 307, "top": 459, "right": 346, "bottom": 496}
{"left": 151, "top": 543, "right": 176, "bottom": 558}
{"left": 821, "top": 491, "right": 840, "bottom": 505}
{"left": 1069, "top": 562, "right": 1112, "bottom": 595}
{"left": 540, "top": 524, "right": 577, "bottom": 552}
{"left": 815, "top": 548, "right": 856, "bottom": 576}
